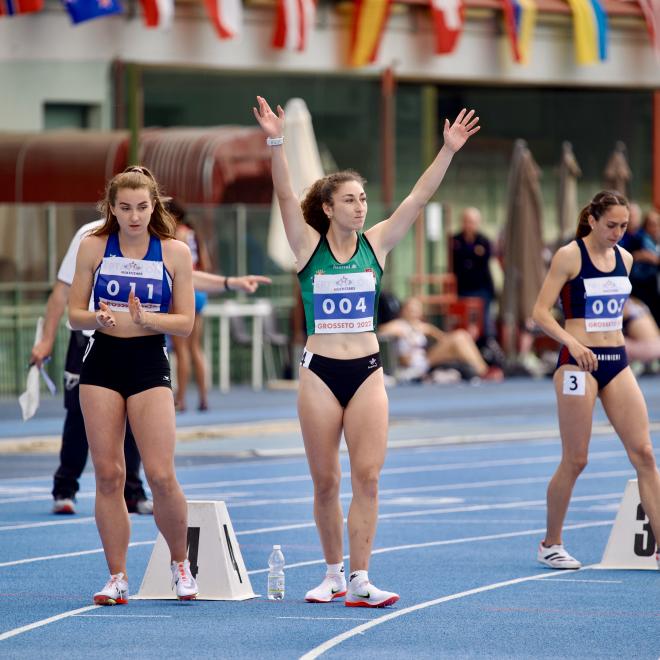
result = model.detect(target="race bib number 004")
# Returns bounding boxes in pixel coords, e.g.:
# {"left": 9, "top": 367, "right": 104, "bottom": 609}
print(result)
{"left": 313, "top": 272, "right": 375, "bottom": 334}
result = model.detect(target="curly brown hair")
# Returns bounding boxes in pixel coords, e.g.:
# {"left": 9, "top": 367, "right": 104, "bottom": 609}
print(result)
{"left": 300, "top": 170, "right": 366, "bottom": 234}
{"left": 94, "top": 165, "right": 176, "bottom": 239}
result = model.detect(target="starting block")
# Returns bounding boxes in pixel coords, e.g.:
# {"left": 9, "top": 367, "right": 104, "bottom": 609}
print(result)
{"left": 598, "top": 479, "right": 657, "bottom": 570}
{"left": 134, "top": 500, "right": 257, "bottom": 600}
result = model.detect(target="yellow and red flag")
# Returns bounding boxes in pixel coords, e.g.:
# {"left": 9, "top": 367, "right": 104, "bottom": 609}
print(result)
{"left": 349, "top": 0, "right": 392, "bottom": 67}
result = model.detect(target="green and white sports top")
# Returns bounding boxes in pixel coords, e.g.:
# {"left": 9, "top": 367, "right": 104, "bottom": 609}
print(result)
{"left": 297, "top": 233, "right": 383, "bottom": 336}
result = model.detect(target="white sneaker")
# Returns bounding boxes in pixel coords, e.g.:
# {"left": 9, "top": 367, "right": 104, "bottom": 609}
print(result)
{"left": 93, "top": 573, "right": 129, "bottom": 606}
{"left": 305, "top": 574, "right": 347, "bottom": 603}
{"left": 345, "top": 580, "right": 399, "bottom": 608}
{"left": 537, "top": 542, "right": 582, "bottom": 569}
{"left": 52, "top": 498, "right": 76, "bottom": 515}
{"left": 171, "top": 559, "right": 198, "bottom": 601}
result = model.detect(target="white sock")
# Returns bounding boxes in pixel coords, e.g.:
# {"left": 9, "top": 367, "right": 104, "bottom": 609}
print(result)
{"left": 348, "top": 569, "right": 368, "bottom": 591}
{"left": 326, "top": 563, "right": 344, "bottom": 577}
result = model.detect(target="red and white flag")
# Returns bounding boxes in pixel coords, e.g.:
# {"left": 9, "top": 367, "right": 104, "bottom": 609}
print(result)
{"left": 272, "top": 0, "right": 315, "bottom": 51}
{"left": 205, "top": 0, "right": 242, "bottom": 39}
{"left": 429, "top": 0, "right": 465, "bottom": 55}
{"left": 637, "top": 0, "right": 660, "bottom": 59}
{"left": 139, "top": 0, "right": 173, "bottom": 28}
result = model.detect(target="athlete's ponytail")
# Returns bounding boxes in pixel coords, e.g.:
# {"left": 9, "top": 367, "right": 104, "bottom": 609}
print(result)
{"left": 575, "top": 190, "right": 629, "bottom": 239}
{"left": 301, "top": 170, "right": 366, "bottom": 235}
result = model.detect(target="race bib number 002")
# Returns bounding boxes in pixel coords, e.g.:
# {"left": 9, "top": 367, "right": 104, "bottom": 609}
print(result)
{"left": 313, "top": 272, "right": 375, "bottom": 334}
{"left": 583, "top": 276, "right": 631, "bottom": 333}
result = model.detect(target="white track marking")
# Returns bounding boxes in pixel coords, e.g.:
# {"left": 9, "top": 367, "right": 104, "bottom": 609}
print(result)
{"left": 0, "top": 541, "right": 155, "bottom": 568}
{"left": 300, "top": 566, "right": 601, "bottom": 659}
{"left": 0, "top": 605, "right": 99, "bottom": 641}
{"left": 0, "top": 517, "right": 96, "bottom": 532}
{"left": 0, "top": 523, "right": 611, "bottom": 641}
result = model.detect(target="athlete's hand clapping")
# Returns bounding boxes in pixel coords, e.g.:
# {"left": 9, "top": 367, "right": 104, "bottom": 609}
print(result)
{"left": 128, "top": 290, "right": 146, "bottom": 327}
{"left": 96, "top": 302, "right": 116, "bottom": 328}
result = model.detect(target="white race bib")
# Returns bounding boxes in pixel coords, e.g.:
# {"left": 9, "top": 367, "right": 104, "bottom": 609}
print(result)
{"left": 562, "top": 370, "right": 586, "bottom": 396}
{"left": 313, "top": 272, "right": 376, "bottom": 334}
{"left": 583, "top": 276, "right": 631, "bottom": 332}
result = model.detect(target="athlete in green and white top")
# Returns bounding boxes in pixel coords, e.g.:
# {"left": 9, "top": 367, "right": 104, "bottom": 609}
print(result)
{"left": 298, "top": 232, "right": 383, "bottom": 336}
{"left": 254, "top": 96, "right": 480, "bottom": 608}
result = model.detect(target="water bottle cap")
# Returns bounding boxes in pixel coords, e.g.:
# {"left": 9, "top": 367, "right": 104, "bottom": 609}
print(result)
{"left": 273, "top": 544, "right": 281, "bottom": 549}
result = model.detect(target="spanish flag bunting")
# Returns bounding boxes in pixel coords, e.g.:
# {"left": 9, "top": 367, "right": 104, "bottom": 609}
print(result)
{"left": 349, "top": 0, "right": 392, "bottom": 67}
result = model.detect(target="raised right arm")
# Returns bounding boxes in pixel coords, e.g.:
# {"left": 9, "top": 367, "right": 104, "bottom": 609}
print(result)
{"left": 253, "top": 96, "right": 318, "bottom": 260}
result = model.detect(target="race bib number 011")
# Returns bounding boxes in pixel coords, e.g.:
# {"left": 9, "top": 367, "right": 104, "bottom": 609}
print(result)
{"left": 583, "top": 276, "right": 631, "bottom": 332}
{"left": 313, "top": 272, "right": 375, "bottom": 334}
{"left": 97, "top": 256, "right": 163, "bottom": 313}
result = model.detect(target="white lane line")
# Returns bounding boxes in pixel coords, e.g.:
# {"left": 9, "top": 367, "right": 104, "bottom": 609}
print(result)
{"left": 0, "top": 522, "right": 610, "bottom": 641}
{"left": 247, "top": 520, "right": 613, "bottom": 575}
{"left": 73, "top": 614, "right": 173, "bottom": 618}
{"left": 300, "top": 566, "right": 600, "bottom": 660}
{"left": 0, "top": 468, "right": 634, "bottom": 507}
{"left": 0, "top": 494, "right": 620, "bottom": 566}
{"left": 538, "top": 578, "right": 622, "bottom": 584}
{"left": 0, "top": 605, "right": 99, "bottom": 641}
{"left": 0, "top": 517, "right": 96, "bottom": 532}
{"left": 0, "top": 541, "right": 154, "bottom": 568}
{"left": 276, "top": 617, "right": 370, "bottom": 622}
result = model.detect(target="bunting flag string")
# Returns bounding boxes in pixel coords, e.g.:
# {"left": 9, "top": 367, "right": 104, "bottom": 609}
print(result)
{"left": 349, "top": 0, "right": 392, "bottom": 67}
{"left": 429, "top": 0, "right": 465, "bottom": 55}
{"left": 0, "top": 0, "right": 43, "bottom": 15}
{"left": 500, "top": 0, "right": 536, "bottom": 64}
{"left": 61, "top": 0, "right": 122, "bottom": 24}
{"left": 637, "top": 0, "right": 660, "bottom": 60}
{"left": 205, "top": 0, "right": 242, "bottom": 39}
{"left": 272, "top": 0, "right": 316, "bottom": 52}
{"left": 139, "top": 0, "right": 173, "bottom": 29}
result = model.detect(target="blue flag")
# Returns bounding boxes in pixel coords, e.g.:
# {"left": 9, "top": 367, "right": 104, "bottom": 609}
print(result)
{"left": 61, "top": 0, "right": 122, "bottom": 24}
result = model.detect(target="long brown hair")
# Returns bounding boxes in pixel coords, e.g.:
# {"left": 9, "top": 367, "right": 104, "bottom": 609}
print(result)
{"left": 576, "top": 190, "right": 629, "bottom": 239}
{"left": 94, "top": 165, "right": 176, "bottom": 239}
{"left": 300, "top": 170, "right": 366, "bottom": 235}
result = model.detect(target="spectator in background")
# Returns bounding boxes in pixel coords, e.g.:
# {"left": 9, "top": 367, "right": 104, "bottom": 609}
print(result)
{"left": 452, "top": 207, "right": 495, "bottom": 341}
{"left": 168, "top": 201, "right": 212, "bottom": 412}
{"left": 378, "top": 297, "right": 502, "bottom": 383}
{"left": 630, "top": 209, "right": 660, "bottom": 326}
{"left": 623, "top": 298, "right": 660, "bottom": 368}
{"left": 618, "top": 201, "right": 642, "bottom": 251}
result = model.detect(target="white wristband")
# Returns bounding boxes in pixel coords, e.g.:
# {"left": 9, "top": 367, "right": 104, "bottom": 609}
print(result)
{"left": 266, "top": 136, "right": 284, "bottom": 146}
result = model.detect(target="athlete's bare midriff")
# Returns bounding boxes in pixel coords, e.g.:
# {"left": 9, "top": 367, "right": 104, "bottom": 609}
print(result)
{"left": 564, "top": 319, "right": 625, "bottom": 348}
{"left": 305, "top": 331, "right": 380, "bottom": 359}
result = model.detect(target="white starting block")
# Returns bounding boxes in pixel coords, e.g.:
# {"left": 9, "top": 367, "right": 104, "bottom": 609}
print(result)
{"left": 598, "top": 479, "right": 658, "bottom": 570}
{"left": 134, "top": 500, "right": 257, "bottom": 600}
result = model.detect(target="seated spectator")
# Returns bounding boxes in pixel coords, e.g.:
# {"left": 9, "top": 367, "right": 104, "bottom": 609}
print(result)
{"left": 618, "top": 202, "right": 642, "bottom": 251}
{"left": 623, "top": 298, "right": 660, "bottom": 369}
{"left": 378, "top": 297, "right": 503, "bottom": 383}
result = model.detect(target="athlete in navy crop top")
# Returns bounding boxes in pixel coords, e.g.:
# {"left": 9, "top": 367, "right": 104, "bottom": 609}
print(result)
{"left": 532, "top": 190, "right": 660, "bottom": 571}
{"left": 68, "top": 166, "right": 200, "bottom": 604}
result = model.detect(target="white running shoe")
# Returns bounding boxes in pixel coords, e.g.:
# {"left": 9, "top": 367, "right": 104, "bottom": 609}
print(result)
{"left": 537, "top": 542, "right": 582, "bottom": 569}
{"left": 345, "top": 581, "right": 399, "bottom": 608}
{"left": 93, "top": 573, "right": 129, "bottom": 606}
{"left": 52, "top": 498, "right": 76, "bottom": 515}
{"left": 305, "top": 574, "right": 347, "bottom": 603}
{"left": 171, "top": 559, "right": 198, "bottom": 601}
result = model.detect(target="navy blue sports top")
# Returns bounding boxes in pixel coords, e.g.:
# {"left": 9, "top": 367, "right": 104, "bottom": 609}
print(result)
{"left": 93, "top": 232, "right": 172, "bottom": 313}
{"left": 559, "top": 238, "right": 631, "bottom": 332}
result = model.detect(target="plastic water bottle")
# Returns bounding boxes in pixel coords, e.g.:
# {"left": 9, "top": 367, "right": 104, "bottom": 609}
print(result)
{"left": 267, "top": 544, "right": 285, "bottom": 600}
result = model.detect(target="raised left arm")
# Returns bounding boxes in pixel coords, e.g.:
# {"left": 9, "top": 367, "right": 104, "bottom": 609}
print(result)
{"left": 366, "top": 109, "right": 480, "bottom": 259}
